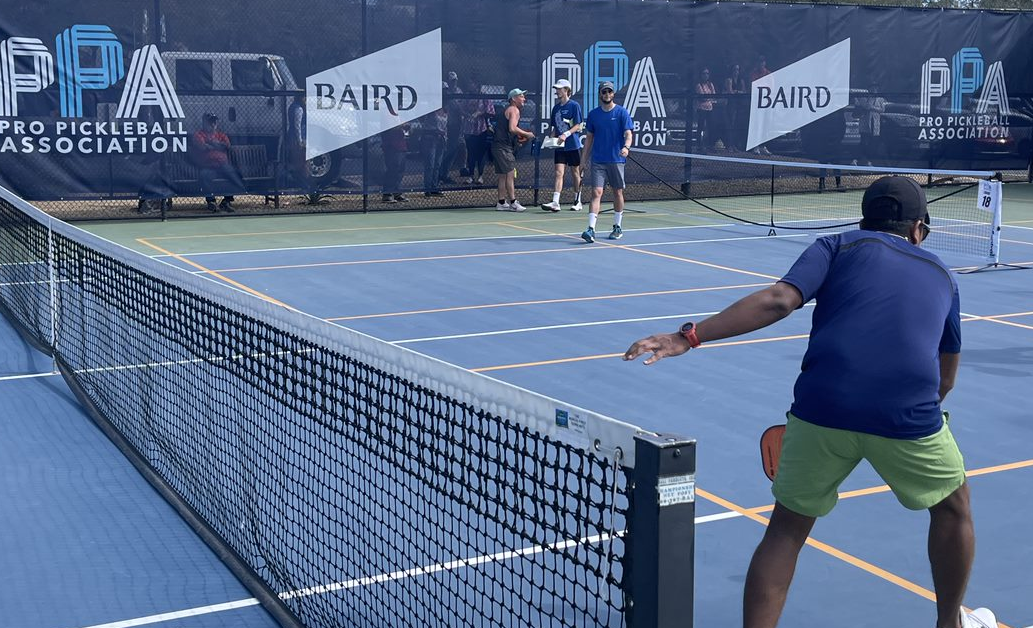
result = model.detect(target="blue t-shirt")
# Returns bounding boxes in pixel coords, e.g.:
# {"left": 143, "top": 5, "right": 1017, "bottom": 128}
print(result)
{"left": 779, "top": 230, "right": 961, "bottom": 440}
{"left": 551, "top": 99, "right": 584, "bottom": 151}
{"left": 585, "top": 105, "right": 633, "bottom": 163}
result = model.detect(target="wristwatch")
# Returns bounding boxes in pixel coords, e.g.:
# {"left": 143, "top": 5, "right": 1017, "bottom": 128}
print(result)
{"left": 678, "top": 321, "right": 702, "bottom": 348}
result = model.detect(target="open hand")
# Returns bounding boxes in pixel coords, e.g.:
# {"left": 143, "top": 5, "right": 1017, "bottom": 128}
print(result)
{"left": 623, "top": 333, "right": 692, "bottom": 365}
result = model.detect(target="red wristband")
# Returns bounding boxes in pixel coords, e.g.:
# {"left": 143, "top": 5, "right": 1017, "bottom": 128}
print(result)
{"left": 679, "top": 321, "right": 701, "bottom": 348}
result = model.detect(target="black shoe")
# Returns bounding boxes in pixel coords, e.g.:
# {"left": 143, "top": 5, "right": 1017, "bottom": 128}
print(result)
{"left": 394, "top": 194, "right": 408, "bottom": 202}
{"left": 382, "top": 195, "right": 397, "bottom": 204}
{"left": 219, "top": 200, "right": 235, "bottom": 212}
{"left": 206, "top": 200, "right": 218, "bottom": 212}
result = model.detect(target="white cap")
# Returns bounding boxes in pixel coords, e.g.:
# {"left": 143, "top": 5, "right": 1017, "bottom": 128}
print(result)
{"left": 552, "top": 78, "right": 572, "bottom": 90}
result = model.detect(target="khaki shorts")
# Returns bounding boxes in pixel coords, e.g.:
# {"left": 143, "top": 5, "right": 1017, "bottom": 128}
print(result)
{"left": 772, "top": 413, "right": 966, "bottom": 517}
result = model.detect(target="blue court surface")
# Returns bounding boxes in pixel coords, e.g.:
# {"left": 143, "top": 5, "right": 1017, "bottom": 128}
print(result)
{"left": 3, "top": 191, "right": 1032, "bottom": 628}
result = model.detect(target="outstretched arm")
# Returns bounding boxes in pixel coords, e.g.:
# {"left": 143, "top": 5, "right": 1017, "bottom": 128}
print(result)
{"left": 624, "top": 281, "right": 803, "bottom": 365}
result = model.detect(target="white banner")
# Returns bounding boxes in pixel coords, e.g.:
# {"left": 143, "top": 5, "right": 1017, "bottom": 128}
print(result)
{"left": 747, "top": 39, "right": 851, "bottom": 151}
{"left": 306, "top": 29, "right": 442, "bottom": 160}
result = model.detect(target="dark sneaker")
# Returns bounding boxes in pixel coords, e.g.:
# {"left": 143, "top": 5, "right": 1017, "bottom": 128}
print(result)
{"left": 609, "top": 225, "right": 623, "bottom": 240}
{"left": 581, "top": 227, "right": 595, "bottom": 243}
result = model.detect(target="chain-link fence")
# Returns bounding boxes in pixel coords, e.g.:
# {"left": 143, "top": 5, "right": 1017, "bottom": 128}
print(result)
{"left": 1, "top": 0, "right": 1030, "bottom": 220}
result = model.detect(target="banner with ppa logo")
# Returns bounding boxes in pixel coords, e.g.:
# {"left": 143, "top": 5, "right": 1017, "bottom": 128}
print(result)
{"left": 747, "top": 39, "right": 850, "bottom": 152}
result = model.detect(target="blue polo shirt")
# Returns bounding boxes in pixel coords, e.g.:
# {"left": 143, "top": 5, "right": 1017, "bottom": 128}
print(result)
{"left": 779, "top": 230, "right": 961, "bottom": 440}
{"left": 551, "top": 99, "right": 584, "bottom": 151}
{"left": 585, "top": 104, "right": 634, "bottom": 163}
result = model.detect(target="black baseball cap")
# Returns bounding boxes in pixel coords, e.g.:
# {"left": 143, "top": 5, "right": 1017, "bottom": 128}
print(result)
{"left": 861, "top": 176, "right": 929, "bottom": 223}
{"left": 203, "top": 112, "right": 218, "bottom": 122}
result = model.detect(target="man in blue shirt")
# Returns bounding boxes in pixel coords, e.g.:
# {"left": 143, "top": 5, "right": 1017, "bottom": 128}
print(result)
{"left": 624, "top": 176, "right": 995, "bottom": 628}
{"left": 541, "top": 79, "right": 585, "bottom": 213}
{"left": 580, "top": 81, "right": 634, "bottom": 242}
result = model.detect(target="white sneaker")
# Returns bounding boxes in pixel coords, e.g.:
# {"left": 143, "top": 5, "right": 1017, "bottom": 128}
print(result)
{"left": 570, "top": 202, "right": 583, "bottom": 212}
{"left": 495, "top": 201, "right": 510, "bottom": 211}
{"left": 961, "top": 608, "right": 997, "bottom": 628}
{"left": 850, "top": 159, "right": 859, "bottom": 166}
{"left": 760, "top": 146, "right": 772, "bottom": 155}
{"left": 541, "top": 201, "right": 561, "bottom": 212}
{"left": 509, "top": 201, "right": 527, "bottom": 212}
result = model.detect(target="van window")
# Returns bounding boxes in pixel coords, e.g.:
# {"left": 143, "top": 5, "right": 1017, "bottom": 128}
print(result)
{"left": 177, "top": 59, "right": 213, "bottom": 91}
{"left": 232, "top": 59, "right": 276, "bottom": 90}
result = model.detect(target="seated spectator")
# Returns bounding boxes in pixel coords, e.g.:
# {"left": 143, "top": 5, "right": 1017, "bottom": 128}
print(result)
{"left": 192, "top": 113, "right": 244, "bottom": 212}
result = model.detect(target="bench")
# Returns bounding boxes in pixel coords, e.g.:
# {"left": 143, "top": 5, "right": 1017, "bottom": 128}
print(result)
{"left": 162, "top": 144, "right": 280, "bottom": 209}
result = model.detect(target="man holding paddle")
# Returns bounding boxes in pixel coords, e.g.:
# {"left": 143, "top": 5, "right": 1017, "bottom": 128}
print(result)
{"left": 624, "top": 176, "right": 995, "bottom": 628}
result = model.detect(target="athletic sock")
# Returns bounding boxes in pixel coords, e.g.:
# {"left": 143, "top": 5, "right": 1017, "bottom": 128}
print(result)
{"left": 588, "top": 213, "right": 598, "bottom": 229}
{"left": 552, "top": 191, "right": 561, "bottom": 203}
{"left": 613, "top": 211, "right": 623, "bottom": 227}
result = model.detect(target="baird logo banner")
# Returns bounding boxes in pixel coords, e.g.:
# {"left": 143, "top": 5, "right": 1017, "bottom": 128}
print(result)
{"left": 540, "top": 41, "right": 668, "bottom": 147}
{"left": 0, "top": 25, "right": 186, "bottom": 156}
{"left": 306, "top": 29, "right": 442, "bottom": 161}
{"left": 747, "top": 39, "right": 850, "bottom": 151}
{"left": 919, "top": 47, "right": 1010, "bottom": 142}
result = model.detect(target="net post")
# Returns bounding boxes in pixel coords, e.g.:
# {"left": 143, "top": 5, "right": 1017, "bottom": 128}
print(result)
{"left": 627, "top": 433, "right": 696, "bottom": 628}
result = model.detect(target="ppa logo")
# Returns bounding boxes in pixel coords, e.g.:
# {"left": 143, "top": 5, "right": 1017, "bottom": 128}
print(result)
{"left": 0, "top": 25, "right": 183, "bottom": 119}
{"left": 920, "top": 48, "right": 1009, "bottom": 116}
{"left": 540, "top": 41, "right": 669, "bottom": 147}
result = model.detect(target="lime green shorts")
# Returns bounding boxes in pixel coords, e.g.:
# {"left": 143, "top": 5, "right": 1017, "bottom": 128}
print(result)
{"left": 771, "top": 413, "right": 966, "bottom": 517}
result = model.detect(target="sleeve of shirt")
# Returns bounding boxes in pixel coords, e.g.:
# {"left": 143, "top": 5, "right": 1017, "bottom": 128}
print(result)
{"left": 939, "top": 287, "right": 962, "bottom": 354}
{"left": 573, "top": 102, "right": 584, "bottom": 125}
{"left": 778, "top": 236, "right": 837, "bottom": 306}
{"left": 621, "top": 108, "right": 634, "bottom": 132}
{"left": 585, "top": 110, "right": 595, "bottom": 134}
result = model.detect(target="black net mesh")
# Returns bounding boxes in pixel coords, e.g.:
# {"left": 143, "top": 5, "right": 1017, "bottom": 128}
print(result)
{"left": 0, "top": 189, "right": 651, "bottom": 627}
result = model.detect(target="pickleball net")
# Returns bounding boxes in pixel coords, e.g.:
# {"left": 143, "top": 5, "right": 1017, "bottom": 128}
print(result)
{"left": 628, "top": 149, "right": 1005, "bottom": 265}
{"left": 0, "top": 185, "right": 695, "bottom": 628}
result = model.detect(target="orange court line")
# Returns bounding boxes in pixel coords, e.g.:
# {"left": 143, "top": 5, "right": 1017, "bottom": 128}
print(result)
{"left": 503, "top": 221, "right": 782, "bottom": 280}
{"left": 141, "top": 214, "right": 674, "bottom": 241}
{"left": 210, "top": 245, "right": 609, "bottom": 272}
{"left": 695, "top": 487, "right": 1014, "bottom": 627}
{"left": 470, "top": 333, "right": 810, "bottom": 372}
{"left": 136, "top": 238, "right": 293, "bottom": 309}
{"left": 329, "top": 282, "right": 771, "bottom": 321}
{"left": 746, "top": 458, "right": 1033, "bottom": 515}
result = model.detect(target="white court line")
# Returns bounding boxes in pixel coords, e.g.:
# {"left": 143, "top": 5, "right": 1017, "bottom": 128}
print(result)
{"left": 392, "top": 303, "right": 816, "bottom": 344}
{"left": 392, "top": 311, "right": 720, "bottom": 343}
{"left": 154, "top": 222, "right": 797, "bottom": 260}
{"left": 0, "top": 371, "right": 58, "bottom": 381}
{"left": 72, "top": 510, "right": 740, "bottom": 628}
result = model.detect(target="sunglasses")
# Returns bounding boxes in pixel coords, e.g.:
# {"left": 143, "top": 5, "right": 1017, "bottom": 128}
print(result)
{"left": 919, "top": 221, "right": 930, "bottom": 241}
{"left": 600, "top": 88, "right": 614, "bottom": 94}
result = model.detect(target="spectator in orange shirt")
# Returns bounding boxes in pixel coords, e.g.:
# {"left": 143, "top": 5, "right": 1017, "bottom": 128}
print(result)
{"left": 193, "top": 113, "right": 244, "bottom": 212}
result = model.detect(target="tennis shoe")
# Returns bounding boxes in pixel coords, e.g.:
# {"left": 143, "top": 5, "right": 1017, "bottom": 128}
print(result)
{"left": 495, "top": 201, "right": 510, "bottom": 211}
{"left": 609, "top": 225, "right": 623, "bottom": 240}
{"left": 541, "top": 201, "right": 561, "bottom": 212}
{"left": 581, "top": 227, "right": 595, "bottom": 243}
{"left": 509, "top": 201, "right": 527, "bottom": 212}
{"left": 961, "top": 608, "right": 997, "bottom": 628}
{"left": 570, "top": 202, "right": 583, "bottom": 211}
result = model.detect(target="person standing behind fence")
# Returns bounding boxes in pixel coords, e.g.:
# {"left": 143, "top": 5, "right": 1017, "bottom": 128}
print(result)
{"left": 695, "top": 68, "right": 717, "bottom": 150}
{"left": 438, "top": 71, "right": 464, "bottom": 185}
{"left": 419, "top": 92, "right": 448, "bottom": 198}
{"left": 380, "top": 119, "right": 409, "bottom": 204}
{"left": 461, "top": 79, "right": 495, "bottom": 185}
{"left": 491, "top": 88, "right": 535, "bottom": 212}
{"left": 287, "top": 94, "right": 310, "bottom": 191}
{"left": 193, "top": 112, "right": 243, "bottom": 212}
{"left": 580, "top": 81, "right": 633, "bottom": 243}
{"left": 854, "top": 84, "right": 886, "bottom": 167}
{"left": 542, "top": 78, "right": 584, "bottom": 213}
{"left": 723, "top": 64, "right": 748, "bottom": 150}
{"left": 750, "top": 55, "right": 773, "bottom": 155}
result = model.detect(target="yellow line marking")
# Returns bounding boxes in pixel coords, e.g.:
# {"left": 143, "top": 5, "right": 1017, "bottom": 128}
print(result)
{"left": 329, "top": 282, "right": 771, "bottom": 321}
{"left": 208, "top": 245, "right": 608, "bottom": 272}
{"left": 470, "top": 334, "right": 810, "bottom": 372}
{"left": 136, "top": 238, "right": 293, "bottom": 309}
{"left": 747, "top": 459, "right": 1033, "bottom": 514}
{"left": 696, "top": 487, "right": 1014, "bottom": 627}
{"left": 503, "top": 221, "right": 782, "bottom": 280}
{"left": 141, "top": 213, "right": 680, "bottom": 241}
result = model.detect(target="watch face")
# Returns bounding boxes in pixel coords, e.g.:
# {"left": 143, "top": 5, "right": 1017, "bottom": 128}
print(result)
{"left": 680, "top": 322, "right": 694, "bottom": 334}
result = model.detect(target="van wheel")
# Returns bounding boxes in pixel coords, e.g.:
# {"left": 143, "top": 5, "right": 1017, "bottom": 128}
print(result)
{"left": 306, "top": 153, "right": 341, "bottom": 186}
